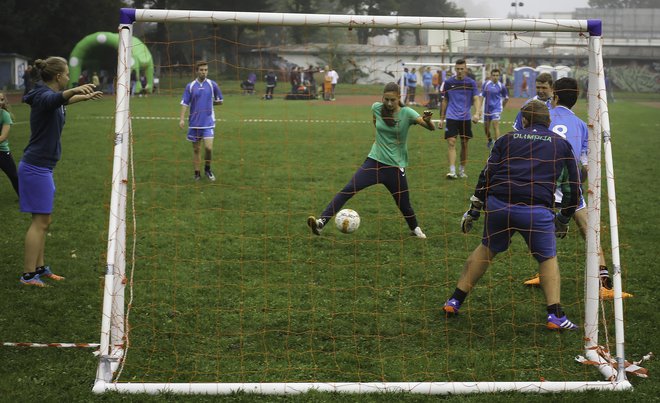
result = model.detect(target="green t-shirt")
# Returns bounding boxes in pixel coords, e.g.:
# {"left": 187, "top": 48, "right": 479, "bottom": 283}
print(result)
{"left": 368, "top": 102, "right": 420, "bottom": 168}
{"left": 0, "top": 109, "right": 13, "bottom": 152}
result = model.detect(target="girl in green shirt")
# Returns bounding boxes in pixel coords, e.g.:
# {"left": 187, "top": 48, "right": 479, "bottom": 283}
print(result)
{"left": 0, "top": 92, "right": 18, "bottom": 195}
{"left": 308, "top": 82, "right": 435, "bottom": 237}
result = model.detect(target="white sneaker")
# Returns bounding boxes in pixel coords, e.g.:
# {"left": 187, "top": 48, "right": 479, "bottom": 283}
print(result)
{"left": 458, "top": 171, "right": 468, "bottom": 178}
{"left": 411, "top": 227, "right": 427, "bottom": 239}
{"left": 446, "top": 172, "right": 458, "bottom": 179}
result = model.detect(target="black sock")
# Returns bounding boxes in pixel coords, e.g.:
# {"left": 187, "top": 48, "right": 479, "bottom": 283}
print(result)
{"left": 451, "top": 288, "right": 468, "bottom": 304}
{"left": 204, "top": 165, "right": 211, "bottom": 172}
{"left": 195, "top": 170, "right": 200, "bottom": 176}
{"left": 547, "top": 304, "right": 564, "bottom": 317}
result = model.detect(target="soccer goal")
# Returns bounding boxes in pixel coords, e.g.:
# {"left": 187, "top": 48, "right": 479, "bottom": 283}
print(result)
{"left": 94, "top": 8, "right": 632, "bottom": 395}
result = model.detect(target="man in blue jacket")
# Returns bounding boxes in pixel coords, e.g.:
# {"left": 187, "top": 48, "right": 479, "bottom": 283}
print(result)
{"left": 442, "top": 100, "right": 581, "bottom": 331}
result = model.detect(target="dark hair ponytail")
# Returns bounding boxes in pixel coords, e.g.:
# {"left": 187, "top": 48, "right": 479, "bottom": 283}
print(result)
{"left": 380, "top": 82, "right": 404, "bottom": 127}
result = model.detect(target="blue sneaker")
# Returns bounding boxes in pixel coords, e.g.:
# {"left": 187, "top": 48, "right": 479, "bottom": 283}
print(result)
{"left": 20, "top": 274, "right": 47, "bottom": 287}
{"left": 443, "top": 298, "right": 461, "bottom": 316}
{"left": 40, "top": 266, "right": 65, "bottom": 281}
{"left": 546, "top": 314, "right": 578, "bottom": 331}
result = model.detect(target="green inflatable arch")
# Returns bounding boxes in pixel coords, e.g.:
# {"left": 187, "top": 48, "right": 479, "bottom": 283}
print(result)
{"left": 68, "top": 32, "right": 154, "bottom": 93}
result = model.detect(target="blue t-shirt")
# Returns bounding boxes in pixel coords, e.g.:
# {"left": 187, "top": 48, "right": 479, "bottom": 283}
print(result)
{"left": 440, "top": 76, "right": 479, "bottom": 120}
{"left": 549, "top": 106, "right": 588, "bottom": 165}
{"left": 512, "top": 96, "right": 552, "bottom": 130}
{"left": 181, "top": 79, "right": 223, "bottom": 129}
{"left": 481, "top": 81, "right": 509, "bottom": 115}
{"left": 21, "top": 83, "right": 67, "bottom": 169}
{"left": 406, "top": 72, "right": 417, "bottom": 88}
{"left": 422, "top": 71, "right": 433, "bottom": 86}
{"left": 473, "top": 124, "right": 581, "bottom": 217}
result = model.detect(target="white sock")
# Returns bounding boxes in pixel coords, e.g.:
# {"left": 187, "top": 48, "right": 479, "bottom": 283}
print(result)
{"left": 449, "top": 165, "right": 456, "bottom": 174}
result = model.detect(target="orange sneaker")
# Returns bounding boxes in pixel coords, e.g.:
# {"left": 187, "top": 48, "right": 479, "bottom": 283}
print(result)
{"left": 40, "top": 266, "right": 65, "bottom": 281}
{"left": 523, "top": 273, "right": 540, "bottom": 286}
{"left": 600, "top": 287, "right": 633, "bottom": 299}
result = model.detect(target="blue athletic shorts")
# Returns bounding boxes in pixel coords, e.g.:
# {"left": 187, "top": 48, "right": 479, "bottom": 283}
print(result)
{"left": 482, "top": 195, "right": 556, "bottom": 263}
{"left": 187, "top": 128, "right": 214, "bottom": 142}
{"left": 18, "top": 161, "right": 55, "bottom": 214}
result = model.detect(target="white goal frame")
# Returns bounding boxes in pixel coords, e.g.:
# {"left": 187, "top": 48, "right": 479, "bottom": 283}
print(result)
{"left": 94, "top": 8, "right": 631, "bottom": 395}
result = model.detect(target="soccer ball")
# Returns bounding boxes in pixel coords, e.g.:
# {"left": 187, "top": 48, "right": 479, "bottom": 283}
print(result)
{"left": 335, "top": 209, "right": 360, "bottom": 234}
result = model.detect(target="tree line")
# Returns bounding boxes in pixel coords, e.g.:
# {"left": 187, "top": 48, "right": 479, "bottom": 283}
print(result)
{"left": 3, "top": 0, "right": 466, "bottom": 61}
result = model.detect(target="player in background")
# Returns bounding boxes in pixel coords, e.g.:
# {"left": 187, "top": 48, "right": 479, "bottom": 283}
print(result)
{"left": 307, "top": 82, "right": 435, "bottom": 238}
{"left": 438, "top": 59, "right": 482, "bottom": 179}
{"left": 480, "top": 68, "right": 509, "bottom": 149}
{"left": 264, "top": 70, "right": 277, "bottom": 100}
{"left": 522, "top": 77, "right": 632, "bottom": 299}
{"left": 179, "top": 60, "right": 223, "bottom": 181}
{"left": 406, "top": 67, "right": 418, "bottom": 106}
{"left": 512, "top": 72, "right": 553, "bottom": 131}
{"left": 443, "top": 100, "right": 581, "bottom": 331}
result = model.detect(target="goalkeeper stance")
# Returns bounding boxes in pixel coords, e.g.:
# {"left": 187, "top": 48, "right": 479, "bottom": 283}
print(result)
{"left": 307, "top": 82, "right": 435, "bottom": 238}
{"left": 443, "top": 100, "right": 581, "bottom": 331}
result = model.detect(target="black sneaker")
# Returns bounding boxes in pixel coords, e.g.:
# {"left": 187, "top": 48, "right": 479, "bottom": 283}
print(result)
{"left": 205, "top": 170, "right": 216, "bottom": 181}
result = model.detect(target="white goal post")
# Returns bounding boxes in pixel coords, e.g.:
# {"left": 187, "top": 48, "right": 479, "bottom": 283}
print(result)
{"left": 94, "top": 8, "right": 630, "bottom": 395}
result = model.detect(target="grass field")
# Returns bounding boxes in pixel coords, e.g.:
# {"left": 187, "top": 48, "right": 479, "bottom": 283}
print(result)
{"left": 0, "top": 83, "right": 658, "bottom": 402}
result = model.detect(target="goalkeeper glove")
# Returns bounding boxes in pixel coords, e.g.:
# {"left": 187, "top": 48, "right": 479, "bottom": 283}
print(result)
{"left": 461, "top": 196, "right": 483, "bottom": 234}
{"left": 554, "top": 212, "right": 571, "bottom": 239}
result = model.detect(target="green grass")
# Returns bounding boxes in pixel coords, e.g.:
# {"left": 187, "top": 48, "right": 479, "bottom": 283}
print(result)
{"left": 0, "top": 84, "right": 658, "bottom": 402}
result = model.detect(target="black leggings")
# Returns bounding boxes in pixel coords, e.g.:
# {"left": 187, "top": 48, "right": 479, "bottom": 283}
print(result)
{"left": 0, "top": 151, "right": 18, "bottom": 195}
{"left": 320, "top": 157, "right": 418, "bottom": 230}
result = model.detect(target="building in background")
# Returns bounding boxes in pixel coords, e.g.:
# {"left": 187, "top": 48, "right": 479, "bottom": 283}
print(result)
{"left": 0, "top": 53, "right": 30, "bottom": 90}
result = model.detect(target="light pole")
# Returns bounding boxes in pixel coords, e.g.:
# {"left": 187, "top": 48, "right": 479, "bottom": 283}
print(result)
{"left": 511, "top": 2, "right": 524, "bottom": 18}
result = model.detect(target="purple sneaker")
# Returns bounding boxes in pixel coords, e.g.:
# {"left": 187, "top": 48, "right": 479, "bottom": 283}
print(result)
{"left": 443, "top": 298, "right": 461, "bottom": 316}
{"left": 546, "top": 314, "right": 578, "bottom": 331}
{"left": 20, "top": 274, "right": 47, "bottom": 287}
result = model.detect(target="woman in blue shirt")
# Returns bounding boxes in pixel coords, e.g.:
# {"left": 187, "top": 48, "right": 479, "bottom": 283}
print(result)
{"left": 20, "top": 56, "right": 102, "bottom": 287}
